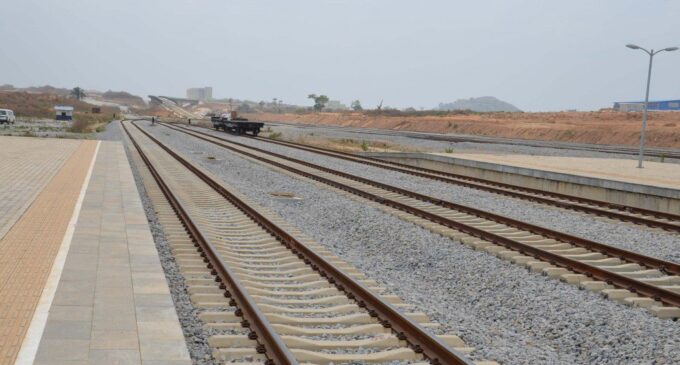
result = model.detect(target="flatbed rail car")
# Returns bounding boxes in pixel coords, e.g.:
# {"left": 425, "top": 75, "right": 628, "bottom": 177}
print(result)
{"left": 211, "top": 112, "right": 264, "bottom": 136}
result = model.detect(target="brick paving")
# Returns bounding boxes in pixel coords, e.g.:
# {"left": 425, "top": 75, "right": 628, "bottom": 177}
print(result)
{"left": 33, "top": 142, "right": 190, "bottom": 365}
{"left": 0, "top": 140, "right": 97, "bottom": 365}
{"left": 0, "top": 137, "right": 82, "bottom": 239}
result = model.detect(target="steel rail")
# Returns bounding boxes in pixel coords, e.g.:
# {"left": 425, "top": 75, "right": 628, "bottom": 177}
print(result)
{"left": 182, "top": 123, "right": 680, "bottom": 230}
{"left": 246, "top": 133, "right": 680, "bottom": 224}
{"left": 122, "top": 122, "right": 298, "bottom": 365}
{"left": 161, "top": 122, "right": 680, "bottom": 308}
{"left": 266, "top": 121, "right": 680, "bottom": 159}
{"left": 167, "top": 123, "right": 680, "bottom": 274}
{"left": 132, "top": 121, "right": 474, "bottom": 365}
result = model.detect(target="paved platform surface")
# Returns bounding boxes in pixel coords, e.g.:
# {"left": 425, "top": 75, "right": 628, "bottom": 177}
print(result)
{"left": 431, "top": 152, "right": 680, "bottom": 190}
{"left": 0, "top": 139, "right": 97, "bottom": 365}
{"left": 29, "top": 141, "right": 191, "bottom": 365}
{"left": 0, "top": 136, "right": 189, "bottom": 365}
{"left": 0, "top": 137, "right": 82, "bottom": 240}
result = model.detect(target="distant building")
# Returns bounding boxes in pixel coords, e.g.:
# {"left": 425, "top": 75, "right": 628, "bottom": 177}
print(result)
{"left": 613, "top": 100, "right": 680, "bottom": 112}
{"left": 186, "top": 87, "right": 213, "bottom": 101}
{"left": 54, "top": 105, "right": 74, "bottom": 121}
{"left": 325, "top": 100, "right": 348, "bottom": 110}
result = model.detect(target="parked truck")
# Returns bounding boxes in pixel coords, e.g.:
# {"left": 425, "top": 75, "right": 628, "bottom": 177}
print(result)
{"left": 210, "top": 111, "right": 264, "bottom": 136}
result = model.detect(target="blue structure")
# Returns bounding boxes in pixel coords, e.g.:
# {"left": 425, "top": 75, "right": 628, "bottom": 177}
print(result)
{"left": 614, "top": 100, "right": 680, "bottom": 112}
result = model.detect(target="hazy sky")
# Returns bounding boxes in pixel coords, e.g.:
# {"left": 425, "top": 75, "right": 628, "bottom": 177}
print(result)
{"left": 2, "top": 0, "right": 679, "bottom": 111}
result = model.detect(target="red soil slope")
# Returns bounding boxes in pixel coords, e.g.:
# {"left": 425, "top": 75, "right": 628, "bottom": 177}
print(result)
{"left": 246, "top": 111, "right": 680, "bottom": 148}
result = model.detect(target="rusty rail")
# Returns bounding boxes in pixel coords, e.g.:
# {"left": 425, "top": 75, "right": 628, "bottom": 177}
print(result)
{"left": 181, "top": 123, "right": 680, "bottom": 231}
{"left": 162, "top": 122, "right": 680, "bottom": 308}
{"left": 132, "top": 121, "right": 474, "bottom": 365}
{"left": 170, "top": 123, "right": 678, "bottom": 232}
{"left": 264, "top": 120, "right": 680, "bottom": 160}
{"left": 246, "top": 133, "right": 680, "bottom": 225}
{"left": 122, "top": 122, "right": 298, "bottom": 365}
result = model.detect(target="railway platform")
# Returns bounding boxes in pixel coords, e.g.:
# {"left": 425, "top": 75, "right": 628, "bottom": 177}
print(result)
{"left": 364, "top": 151, "right": 680, "bottom": 215}
{"left": 430, "top": 152, "right": 680, "bottom": 190}
{"left": 0, "top": 136, "right": 189, "bottom": 365}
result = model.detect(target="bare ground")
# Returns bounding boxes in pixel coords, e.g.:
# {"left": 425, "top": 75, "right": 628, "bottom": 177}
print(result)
{"left": 244, "top": 111, "right": 680, "bottom": 148}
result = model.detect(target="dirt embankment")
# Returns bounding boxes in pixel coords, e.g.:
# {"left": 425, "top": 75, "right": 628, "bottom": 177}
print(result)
{"left": 245, "top": 111, "right": 680, "bottom": 148}
{"left": 0, "top": 91, "right": 118, "bottom": 132}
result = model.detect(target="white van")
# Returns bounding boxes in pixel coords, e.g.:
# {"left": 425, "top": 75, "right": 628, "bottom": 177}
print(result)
{"left": 0, "top": 109, "right": 16, "bottom": 124}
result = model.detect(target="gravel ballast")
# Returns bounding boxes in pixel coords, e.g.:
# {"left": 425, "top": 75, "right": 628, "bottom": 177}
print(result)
{"left": 263, "top": 122, "right": 680, "bottom": 163}
{"left": 187, "top": 124, "right": 680, "bottom": 264}
{"left": 141, "top": 121, "right": 680, "bottom": 365}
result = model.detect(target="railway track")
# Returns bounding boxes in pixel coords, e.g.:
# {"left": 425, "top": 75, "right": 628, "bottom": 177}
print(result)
{"left": 267, "top": 121, "right": 680, "bottom": 160}
{"left": 156, "top": 121, "right": 680, "bottom": 319}
{"left": 182, "top": 124, "right": 680, "bottom": 233}
{"left": 123, "top": 121, "right": 490, "bottom": 365}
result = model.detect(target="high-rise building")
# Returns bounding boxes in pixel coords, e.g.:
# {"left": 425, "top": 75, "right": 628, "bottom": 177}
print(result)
{"left": 186, "top": 87, "right": 213, "bottom": 101}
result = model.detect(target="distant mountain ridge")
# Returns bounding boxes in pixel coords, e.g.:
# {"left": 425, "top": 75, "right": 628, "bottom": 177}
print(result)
{"left": 0, "top": 85, "right": 146, "bottom": 108}
{"left": 438, "top": 96, "right": 521, "bottom": 112}
{"left": 0, "top": 84, "right": 71, "bottom": 96}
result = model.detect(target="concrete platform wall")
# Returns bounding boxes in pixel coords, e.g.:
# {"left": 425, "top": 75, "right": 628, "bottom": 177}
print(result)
{"left": 363, "top": 152, "right": 680, "bottom": 215}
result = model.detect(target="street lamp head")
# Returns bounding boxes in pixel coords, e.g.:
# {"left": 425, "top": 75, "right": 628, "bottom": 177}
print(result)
{"left": 626, "top": 44, "right": 641, "bottom": 50}
{"left": 663, "top": 46, "right": 679, "bottom": 52}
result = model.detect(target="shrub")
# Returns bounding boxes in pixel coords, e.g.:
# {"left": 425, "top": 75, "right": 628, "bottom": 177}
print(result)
{"left": 361, "top": 140, "right": 369, "bottom": 151}
{"left": 270, "top": 132, "right": 282, "bottom": 140}
{"left": 69, "top": 119, "right": 92, "bottom": 133}
{"left": 445, "top": 148, "right": 454, "bottom": 153}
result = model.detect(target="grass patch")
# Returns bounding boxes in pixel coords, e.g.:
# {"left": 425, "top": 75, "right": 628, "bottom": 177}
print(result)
{"left": 445, "top": 148, "right": 454, "bottom": 153}
{"left": 270, "top": 132, "right": 282, "bottom": 140}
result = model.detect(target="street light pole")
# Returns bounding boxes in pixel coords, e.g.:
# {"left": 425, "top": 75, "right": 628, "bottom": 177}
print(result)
{"left": 638, "top": 50, "right": 653, "bottom": 169}
{"left": 626, "top": 44, "right": 679, "bottom": 168}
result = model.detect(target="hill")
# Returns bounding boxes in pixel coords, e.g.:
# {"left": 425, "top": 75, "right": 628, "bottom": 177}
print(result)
{"left": 101, "top": 90, "right": 146, "bottom": 107}
{"left": 0, "top": 91, "right": 116, "bottom": 131}
{"left": 0, "top": 84, "right": 71, "bottom": 96}
{"left": 438, "top": 96, "right": 521, "bottom": 112}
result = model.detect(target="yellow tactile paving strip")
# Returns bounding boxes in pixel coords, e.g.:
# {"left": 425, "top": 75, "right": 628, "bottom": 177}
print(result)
{"left": 0, "top": 137, "right": 82, "bottom": 239}
{"left": 0, "top": 140, "right": 97, "bottom": 365}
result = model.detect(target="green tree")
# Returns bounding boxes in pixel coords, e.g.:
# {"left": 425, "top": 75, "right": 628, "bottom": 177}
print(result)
{"left": 71, "top": 87, "right": 86, "bottom": 100}
{"left": 308, "top": 94, "right": 329, "bottom": 111}
{"left": 351, "top": 100, "right": 363, "bottom": 111}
